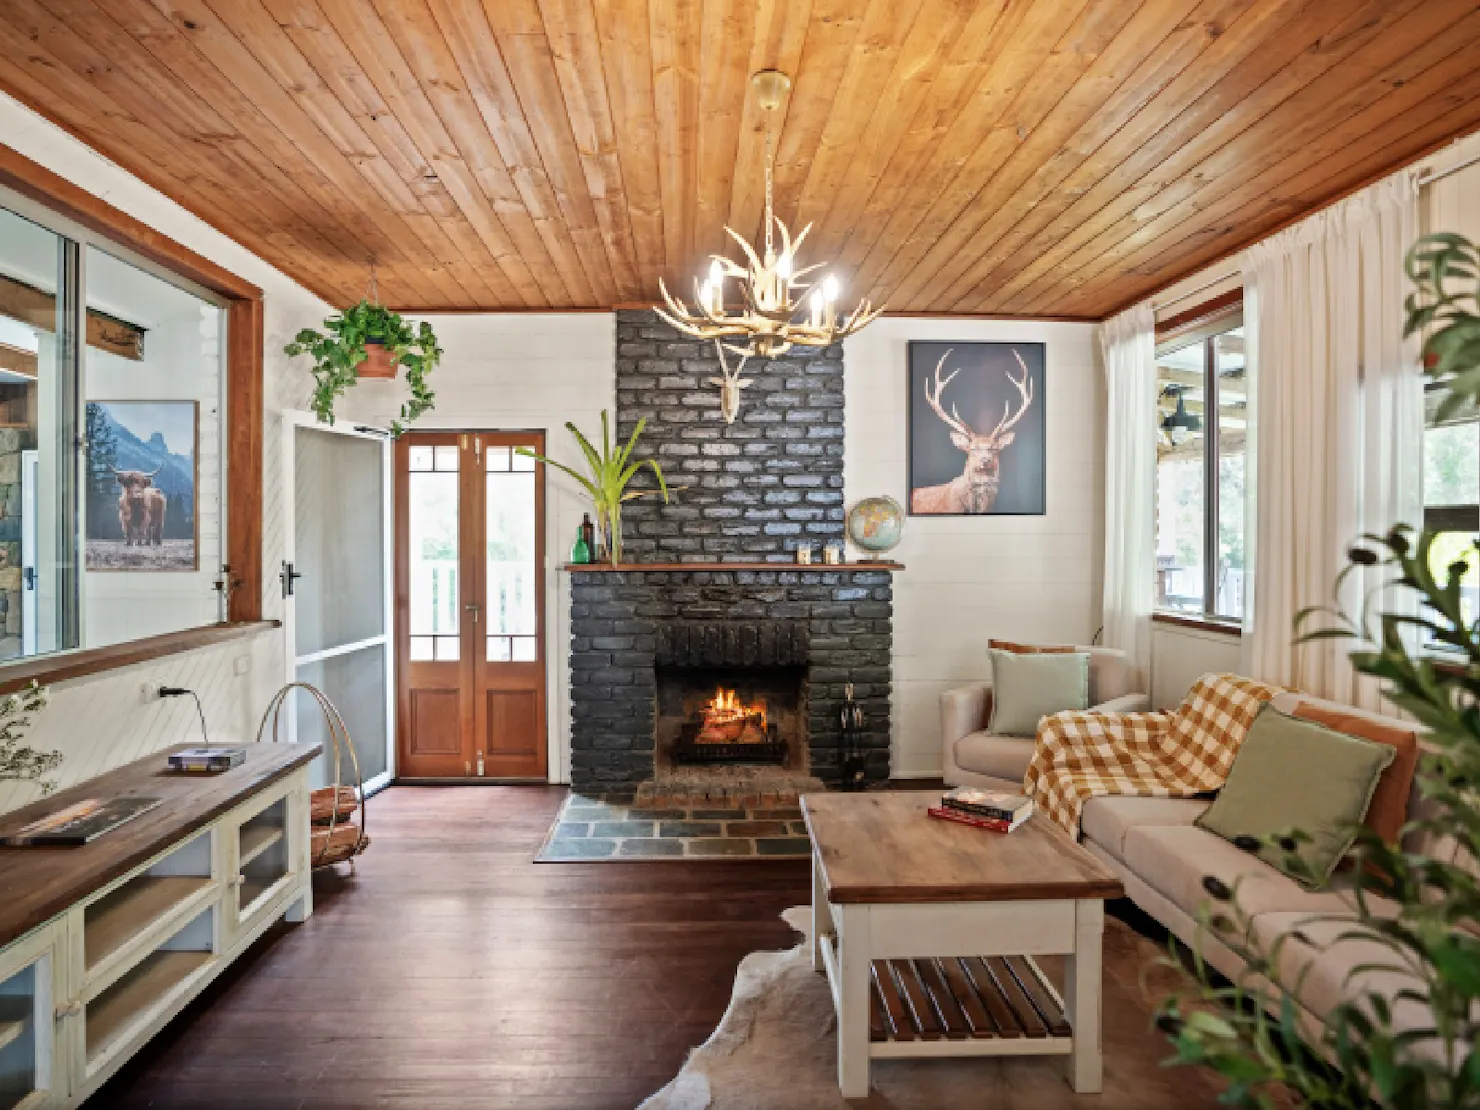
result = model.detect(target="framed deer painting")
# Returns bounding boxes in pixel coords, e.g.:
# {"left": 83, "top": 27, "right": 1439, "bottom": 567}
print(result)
{"left": 907, "top": 341, "right": 1046, "bottom": 516}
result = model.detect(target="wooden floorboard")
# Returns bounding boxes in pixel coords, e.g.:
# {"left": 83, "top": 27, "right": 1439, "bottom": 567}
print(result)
{"left": 89, "top": 783, "right": 1230, "bottom": 1109}
{"left": 89, "top": 785, "right": 806, "bottom": 1110}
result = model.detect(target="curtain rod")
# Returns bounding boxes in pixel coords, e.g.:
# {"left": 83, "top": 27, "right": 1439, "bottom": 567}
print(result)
{"left": 1418, "top": 148, "right": 1480, "bottom": 187}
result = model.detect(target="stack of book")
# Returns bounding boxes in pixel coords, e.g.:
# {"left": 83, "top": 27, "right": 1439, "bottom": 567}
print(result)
{"left": 167, "top": 747, "right": 247, "bottom": 774}
{"left": 928, "top": 786, "right": 1034, "bottom": 833}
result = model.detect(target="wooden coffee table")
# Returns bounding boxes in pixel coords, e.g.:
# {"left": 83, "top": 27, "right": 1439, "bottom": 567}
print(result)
{"left": 801, "top": 790, "right": 1124, "bottom": 1099}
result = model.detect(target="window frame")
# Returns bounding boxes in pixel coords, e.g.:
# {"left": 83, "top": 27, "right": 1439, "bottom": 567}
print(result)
{"left": 1153, "top": 298, "right": 1246, "bottom": 631}
{"left": 1419, "top": 380, "right": 1479, "bottom": 658}
{"left": 0, "top": 145, "right": 269, "bottom": 692}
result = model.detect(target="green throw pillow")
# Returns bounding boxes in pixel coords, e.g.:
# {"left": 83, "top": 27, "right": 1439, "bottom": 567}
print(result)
{"left": 987, "top": 648, "right": 1090, "bottom": 737}
{"left": 1196, "top": 703, "right": 1396, "bottom": 888}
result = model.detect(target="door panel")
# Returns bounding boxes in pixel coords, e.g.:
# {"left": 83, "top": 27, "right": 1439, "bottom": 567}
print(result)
{"left": 397, "top": 432, "right": 546, "bottom": 779}
{"left": 409, "top": 689, "right": 462, "bottom": 758}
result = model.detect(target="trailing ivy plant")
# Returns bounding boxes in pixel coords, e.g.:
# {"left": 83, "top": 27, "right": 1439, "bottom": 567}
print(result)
{"left": 283, "top": 300, "right": 440, "bottom": 436}
{"left": 1155, "top": 233, "right": 1480, "bottom": 1109}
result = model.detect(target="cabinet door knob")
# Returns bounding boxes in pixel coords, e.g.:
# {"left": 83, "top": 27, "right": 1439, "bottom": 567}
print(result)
{"left": 234, "top": 874, "right": 247, "bottom": 886}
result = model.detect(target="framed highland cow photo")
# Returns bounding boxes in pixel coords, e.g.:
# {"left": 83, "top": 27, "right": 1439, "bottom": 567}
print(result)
{"left": 84, "top": 400, "right": 199, "bottom": 571}
{"left": 907, "top": 341, "right": 1046, "bottom": 516}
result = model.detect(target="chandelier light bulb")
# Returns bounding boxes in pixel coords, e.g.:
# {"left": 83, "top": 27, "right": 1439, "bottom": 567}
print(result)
{"left": 698, "top": 280, "right": 713, "bottom": 313}
{"left": 776, "top": 253, "right": 793, "bottom": 280}
{"left": 823, "top": 274, "right": 839, "bottom": 302}
{"left": 708, "top": 258, "right": 724, "bottom": 290}
{"left": 810, "top": 289, "right": 823, "bottom": 326}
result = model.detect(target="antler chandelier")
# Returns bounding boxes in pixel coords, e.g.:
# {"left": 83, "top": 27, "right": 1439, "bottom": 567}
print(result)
{"left": 655, "top": 70, "right": 883, "bottom": 359}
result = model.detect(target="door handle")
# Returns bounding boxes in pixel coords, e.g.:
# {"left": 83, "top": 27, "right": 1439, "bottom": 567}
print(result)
{"left": 464, "top": 602, "right": 480, "bottom": 625}
{"left": 281, "top": 561, "right": 303, "bottom": 598}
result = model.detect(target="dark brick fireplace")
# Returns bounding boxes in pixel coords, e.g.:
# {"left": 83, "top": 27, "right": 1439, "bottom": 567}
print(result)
{"left": 565, "top": 311, "right": 894, "bottom": 797}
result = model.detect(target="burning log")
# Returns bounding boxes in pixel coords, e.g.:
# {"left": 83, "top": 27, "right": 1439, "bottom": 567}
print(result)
{"left": 695, "top": 688, "right": 769, "bottom": 745}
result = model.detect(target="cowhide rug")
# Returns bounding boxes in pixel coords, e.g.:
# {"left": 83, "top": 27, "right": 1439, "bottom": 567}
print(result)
{"left": 639, "top": 907, "right": 1230, "bottom": 1110}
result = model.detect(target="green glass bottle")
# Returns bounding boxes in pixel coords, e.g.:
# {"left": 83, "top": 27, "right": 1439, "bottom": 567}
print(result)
{"left": 571, "top": 518, "right": 592, "bottom": 565}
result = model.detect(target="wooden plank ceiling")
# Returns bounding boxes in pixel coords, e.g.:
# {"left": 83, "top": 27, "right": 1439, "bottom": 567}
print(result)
{"left": 2, "top": 1, "right": 1478, "bottom": 317}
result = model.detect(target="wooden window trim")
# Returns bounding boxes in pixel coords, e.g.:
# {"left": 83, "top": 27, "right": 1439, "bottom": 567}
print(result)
{"left": 1155, "top": 288, "right": 1243, "bottom": 347}
{"left": 1152, "top": 611, "right": 1242, "bottom": 637}
{"left": 0, "top": 144, "right": 266, "bottom": 684}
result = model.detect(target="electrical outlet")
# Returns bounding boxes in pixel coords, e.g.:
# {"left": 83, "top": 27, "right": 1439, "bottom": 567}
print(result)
{"left": 233, "top": 655, "right": 251, "bottom": 677}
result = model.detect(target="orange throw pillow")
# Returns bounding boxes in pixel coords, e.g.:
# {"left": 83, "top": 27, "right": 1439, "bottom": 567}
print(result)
{"left": 988, "top": 639, "right": 1076, "bottom": 655}
{"left": 1292, "top": 702, "right": 1419, "bottom": 846}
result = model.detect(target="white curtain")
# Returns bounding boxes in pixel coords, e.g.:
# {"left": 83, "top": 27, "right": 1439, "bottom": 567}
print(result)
{"left": 1242, "top": 168, "right": 1423, "bottom": 711}
{"left": 1099, "top": 301, "right": 1157, "bottom": 679}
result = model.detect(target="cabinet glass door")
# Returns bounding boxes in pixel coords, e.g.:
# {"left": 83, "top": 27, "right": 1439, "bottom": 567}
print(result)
{"left": 0, "top": 955, "right": 52, "bottom": 1109}
{"left": 237, "top": 796, "right": 289, "bottom": 919}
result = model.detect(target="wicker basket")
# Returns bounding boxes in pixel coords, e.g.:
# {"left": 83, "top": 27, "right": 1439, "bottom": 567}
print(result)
{"left": 257, "top": 683, "right": 369, "bottom": 871}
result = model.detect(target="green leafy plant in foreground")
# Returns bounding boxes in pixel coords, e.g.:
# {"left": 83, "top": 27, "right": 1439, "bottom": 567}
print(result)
{"left": 283, "top": 300, "right": 439, "bottom": 435}
{"left": 516, "top": 412, "right": 671, "bottom": 565}
{"left": 1156, "top": 234, "right": 1480, "bottom": 1109}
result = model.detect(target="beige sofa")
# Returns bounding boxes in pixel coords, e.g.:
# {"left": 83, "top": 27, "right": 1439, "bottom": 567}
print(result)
{"left": 940, "top": 645, "right": 1148, "bottom": 792}
{"left": 940, "top": 665, "right": 1453, "bottom": 1048}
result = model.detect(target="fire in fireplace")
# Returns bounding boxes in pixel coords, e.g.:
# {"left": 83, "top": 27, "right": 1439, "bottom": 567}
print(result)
{"left": 674, "top": 687, "right": 785, "bottom": 764}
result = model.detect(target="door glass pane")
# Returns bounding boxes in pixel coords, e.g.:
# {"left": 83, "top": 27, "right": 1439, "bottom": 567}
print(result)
{"left": 1155, "top": 340, "right": 1206, "bottom": 612}
{"left": 293, "top": 428, "right": 384, "bottom": 656}
{"left": 409, "top": 457, "right": 459, "bottom": 641}
{"left": 296, "top": 644, "right": 389, "bottom": 784}
{"left": 0, "top": 206, "right": 71, "bottom": 661}
{"left": 1213, "top": 328, "right": 1246, "bottom": 620}
{"left": 83, "top": 246, "right": 226, "bottom": 648}
{"left": 486, "top": 452, "right": 536, "bottom": 648}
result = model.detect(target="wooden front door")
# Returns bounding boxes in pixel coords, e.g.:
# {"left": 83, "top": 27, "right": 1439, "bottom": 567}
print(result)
{"left": 395, "top": 432, "right": 547, "bottom": 780}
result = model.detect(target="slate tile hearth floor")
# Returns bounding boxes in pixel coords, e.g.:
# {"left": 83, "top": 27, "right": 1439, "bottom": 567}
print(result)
{"left": 536, "top": 792, "right": 813, "bottom": 861}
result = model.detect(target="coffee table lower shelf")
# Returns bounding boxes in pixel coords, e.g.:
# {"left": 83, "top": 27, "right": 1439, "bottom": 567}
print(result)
{"left": 818, "top": 939, "right": 1075, "bottom": 1060}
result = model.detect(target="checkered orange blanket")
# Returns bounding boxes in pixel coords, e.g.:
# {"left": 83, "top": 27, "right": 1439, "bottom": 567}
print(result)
{"left": 1023, "top": 673, "right": 1285, "bottom": 833}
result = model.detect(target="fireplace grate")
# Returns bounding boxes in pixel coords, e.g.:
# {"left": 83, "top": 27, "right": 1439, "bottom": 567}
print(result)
{"left": 672, "top": 722, "right": 787, "bottom": 764}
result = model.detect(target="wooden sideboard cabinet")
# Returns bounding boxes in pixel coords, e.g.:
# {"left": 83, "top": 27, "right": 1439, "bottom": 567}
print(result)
{"left": 0, "top": 742, "right": 320, "bottom": 1108}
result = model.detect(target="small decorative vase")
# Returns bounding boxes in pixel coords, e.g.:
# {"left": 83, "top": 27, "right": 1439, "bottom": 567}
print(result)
{"left": 570, "top": 523, "right": 591, "bottom": 565}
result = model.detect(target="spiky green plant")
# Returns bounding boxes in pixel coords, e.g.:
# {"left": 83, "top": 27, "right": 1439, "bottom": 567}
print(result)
{"left": 283, "top": 300, "right": 439, "bottom": 436}
{"left": 1155, "top": 233, "right": 1480, "bottom": 1108}
{"left": 516, "top": 412, "right": 671, "bottom": 565}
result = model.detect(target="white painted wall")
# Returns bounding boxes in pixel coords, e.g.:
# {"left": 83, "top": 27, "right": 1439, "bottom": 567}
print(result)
{"left": 0, "top": 90, "right": 331, "bottom": 814}
{"left": 844, "top": 316, "right": 1103, "bottom": 778}
{"left": 333, "top": 314, "right": 616, "bottom": 784}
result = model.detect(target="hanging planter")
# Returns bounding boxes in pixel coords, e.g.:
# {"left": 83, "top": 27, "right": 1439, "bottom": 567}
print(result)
{"left": 283, "top": 298, "right": 440, "bottom": 435}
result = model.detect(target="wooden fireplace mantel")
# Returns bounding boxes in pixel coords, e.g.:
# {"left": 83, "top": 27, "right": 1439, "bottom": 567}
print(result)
{"left": 561, "top": 561, "right": 904, "bottom": 573}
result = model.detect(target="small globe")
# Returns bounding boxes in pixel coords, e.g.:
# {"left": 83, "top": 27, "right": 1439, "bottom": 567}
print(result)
{"left": 846, "top": 496, "right": 905, "bottom": 555}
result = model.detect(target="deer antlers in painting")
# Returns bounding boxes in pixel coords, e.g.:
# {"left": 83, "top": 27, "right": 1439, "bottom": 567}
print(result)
{"left": 910, "top": 348, "right": 1035, "bottom": 514}
{"left": 709, "top": 341, "right": 754, "bottom": 424}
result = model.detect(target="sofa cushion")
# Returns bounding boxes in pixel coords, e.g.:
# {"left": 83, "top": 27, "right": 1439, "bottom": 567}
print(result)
{"left": 986, "top": 648, "right": 1090, "bottom": 736}
{"left": 1247, "top": 906, "right": 1438, "bottom": 1046}
{"left": 1080, "top": 796, "right": 1206, "bottom": 864}
{"left": 952, "top": 731, "right": 1035, "bottom": 786}
{"left": 1292, "top": 701, "right": 1419, "bottom": 847}
{"left": 1196, "top": 704, "right": 1394, "bottom": 886}
{"left": 1121, "top": 824, "right": 1375, "bottom": 920}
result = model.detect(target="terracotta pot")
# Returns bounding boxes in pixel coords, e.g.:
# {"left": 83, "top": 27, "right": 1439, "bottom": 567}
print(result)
{"left": 358, "top": 340, "right": 398, "bottom": 379}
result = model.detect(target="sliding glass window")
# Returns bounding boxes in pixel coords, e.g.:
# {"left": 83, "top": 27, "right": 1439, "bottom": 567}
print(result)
{"left": 1422, "top": 383, "right": 1479, "bottom": 650}
{"left": 0, "top": 187, "right": 227, "bottom": 660}
{"left": 1154, "top": 311, "right": 1247, "bottom": 623}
